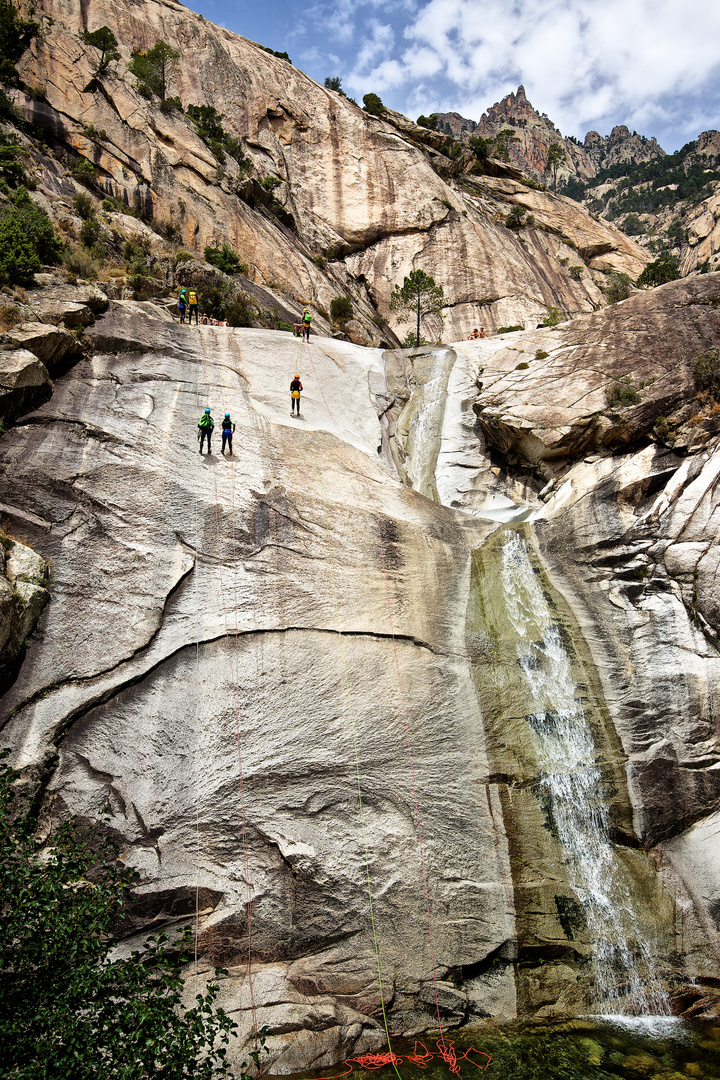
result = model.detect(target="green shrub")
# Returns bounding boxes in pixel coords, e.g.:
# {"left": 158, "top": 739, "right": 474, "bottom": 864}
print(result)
{"left": 79, "top": 217, "right": 101, "bottom": 248}
{"left": 312, "top": 254, "right": 326, "bottom": 270}
{"left": 604, "top": 271, "right": 633, "bottom": 303}
{"left": 276, "top": 320, "right": 293, "bottom": 332}
{"left": 637, "top": 253, "right": 682, "bottom": 287}
{"left": 0, "top": 134, "right": 28, "bottom": 188}
{"left": 622, "top": 213, "right": 645, "bottom": 236}
{"left": 363, "top": 93, "right": 385, "bottom": 117}
{"left": 541, "top": 305, "right": 561, "bottom": 327}
{"left": 82, "top": 26, "right": 119, "bottom": 74}
{"left": 606, "top": 378, "right": 641, "bottom": 407}
{"left": 506, "top": 206, "right": 529, "bottom": 229}
{"left": 261, "top": 175, "right": 281, "bottom": 192}
{"left": 330, "top": 295, "right": 353, "bottom": 321}
{"left": 73, "top": 192, "right": 95, "bottom": 219}
{"left": 62, "top": 247, "right": 98, "bottom": 281}
{"left": 535, "top": 349, "right": 549, "bottom": 359}
{"left": 101, "top": 198, "right": 115, "bottom": 212}
{"left": 693, "top": 346, "right": 720, "bottom": 396}
{"left": 401, "top": 332, "right": 429, "bottom": 348}
{"left": 654, "top": 415, "right": 670, "bottom": 439}
{"left": 204, "top": 243, "right": 246, "bottom": 275}
{"left": 152, "top": 218, "right": 181, "bottom": 242}
{"left": 0, "top": 0, "right": 39, "bottom": 87}
{"left": 497, "top": 324, "right": 524, "bottom": 334}
{"left": 441, "top": 199, "right": 452, "bottom": 210}
{"left": 71, "top": 159, "right": 97, "bottom": 187}
{"left": 0, "top": 210, "right": 39, "bottom": 284}
{"left": 568, "top": 265, "right": 583, "bottom": 280}
{"left": 0, "top": 187, "right": 63, "bottom": 284}
{"left": 123, "top": 237, "right": 150, "bottom": 264}
{"left": 515, "top": 361, "right": 529, "bottom": 369}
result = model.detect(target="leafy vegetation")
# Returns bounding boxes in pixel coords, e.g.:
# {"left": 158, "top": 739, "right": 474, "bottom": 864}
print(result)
{"left": 81, "top": 26, "right": 119, "bottom": 75}
{"left": 129, "top": 41, "right": 180, "bottom": 103}
{"left": 545, "top": 142, "right": 565, "bottom": 193}
{"left": 330, "top": 295, "right": 352, "bottom": 321}
{"left": 0, "top": 133, "right": 28, "bottom": 187}
{"left": 401, "top": 331, "right": 429, "bottom": 348}
{"left": 363, "top": 93, "right": 385, "bottom": 117}
{"left": 390, "top": 268, "right": 444, "bottom": 348}
{"left": 257, "top": 44, "right": 291, "bottom": 63}
{"left": 606, "top": 378, "right": 641, "bottom": 407}
{"left": 0, "top": 0, "right": 39, "bottom": 88}
{"left": 560, "top": 142, "right": 720, "bottom": 223}
{"left": 506, "top": 205, "right": 534, "bottom": 229}
{"left": 497, "top": 324, "right": 524, "bottom": 333}
{"left": 416, "top": 114, "right": 438, "bottom": 130}
{"left": 0, "top": 750, "right": 238, "bottom": 1079}
{"left": 71, "top": 158, "right": 97, "bottom": 187}
{"left": 204, "top": 242, "right": 247, "bottom": 275}
{"left": 637, "top": 253, "right": 682, "bottom": 287}
{"left": 186, "top": 105, "right": 251, "bottom": 171}
{"left": 541, "top": 305, "right": 562, "bottom": 327}
{"left": 0, "top": 185, "right": 62, "bottom": 285}
{"left": 324, "top": 76, "right": 345, "bottom": 96}
{"left": 693, "top": 346, "right": 720, "bottom": 396}
{"left": 604, "top": 271, "right": 633, "bottom": 303}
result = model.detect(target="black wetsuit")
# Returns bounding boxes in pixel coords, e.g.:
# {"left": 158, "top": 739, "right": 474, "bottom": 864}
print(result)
{"left": 221, "top": 417, "right": 235, "bottom": 453}
{"left": 290, "top": 378, "right": 303, "bottom": 414}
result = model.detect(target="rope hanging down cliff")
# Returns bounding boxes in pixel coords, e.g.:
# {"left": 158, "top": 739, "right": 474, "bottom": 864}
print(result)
{"left": 298, "top": 335, "right": 450, "bottom": 1053}
{"left": 197, "top": 335, "right": 258, "bottom": 1040}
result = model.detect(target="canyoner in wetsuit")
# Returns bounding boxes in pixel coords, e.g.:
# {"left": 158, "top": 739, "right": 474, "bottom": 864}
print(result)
{"left": 290, "top": 374, "right": 302, "bottom": 416}
{"left": 301, "top": 308, "right": 312, "bottom": 342}
{"left": 178, "top": 288, "right": 188, "bottom": 324}
{"left": 221, "top": 412, "right": 235, "bottom": 454}
{"left": 198, "top": 407, "right": 214, "bottom": 453}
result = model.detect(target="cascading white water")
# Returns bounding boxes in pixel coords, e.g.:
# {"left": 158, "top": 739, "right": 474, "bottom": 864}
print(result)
{"left": 500, "top": 529, "right": 668, "bottom": 1015}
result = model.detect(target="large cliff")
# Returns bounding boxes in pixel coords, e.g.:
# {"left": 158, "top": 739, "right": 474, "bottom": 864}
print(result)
{"left": 2, "top": 273, "right": 720, "bottom": 1071}
{"left": 6, "top": 0, "right": 648, "bottom": 345}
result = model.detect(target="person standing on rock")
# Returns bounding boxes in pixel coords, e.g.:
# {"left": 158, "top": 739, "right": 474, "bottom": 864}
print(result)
{"left": 178, "top": 288, "right": 188, "bottom": 324}
{"left": 187, "top": 288, "right": 200, "bottom": 326}
{"left": 301, "top": 308, "right": 312, "bottom": 342}
{"left": 198, "top": 407, "right": 214, "bottom": 453}
{"left": 221, "top": 412, "right": 235, "bottom": 454}
{"left": 290, "top": 373, "right": 302, "bottom": 416}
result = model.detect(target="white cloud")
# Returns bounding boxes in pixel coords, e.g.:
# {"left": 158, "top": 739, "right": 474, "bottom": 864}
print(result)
{"left": 343, "top": 0, "right": 720, "bottom": 146}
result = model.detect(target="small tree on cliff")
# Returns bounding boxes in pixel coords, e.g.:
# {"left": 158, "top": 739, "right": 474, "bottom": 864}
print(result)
{"left": 0, "top": 750, "right": 238, "bottom": 1078}
{"left": 82, "top": 26, "right": 120, "bottom": 75}
{"left": 545, "top": 142, "right": 565, "bottom": 193}
{"left": 390, "top": 269, "right": 445, "bottom": 348}
{"left": 129, "top": 41, "right": 180, "bottom": 103}
{"left": 493, "top": 127, "right": 520, "bottom": 162}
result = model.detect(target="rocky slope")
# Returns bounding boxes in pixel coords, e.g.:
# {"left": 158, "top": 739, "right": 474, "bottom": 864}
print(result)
{"left": 435, "top": 86, "right": 665, "bottom": 189}
{"left": 2, "top": 269, "right": 720, "bottom": 1069}
{"left": 4, "top": 0, "right": 648, "bottom": 345}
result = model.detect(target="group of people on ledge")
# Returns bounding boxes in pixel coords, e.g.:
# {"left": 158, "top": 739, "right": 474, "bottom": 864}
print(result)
{"left": 467, "top": 327, "right": 486, "bottom": 339}
{"left": 197, "top": 374, "right": 304, "bottom": 452}
{"left": 177, "top": 288, "right": 229, "bottom": 327}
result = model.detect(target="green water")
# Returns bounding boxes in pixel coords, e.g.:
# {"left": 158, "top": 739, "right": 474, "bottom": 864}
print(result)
{"left": 277, "top": 1019, "right": 720, "bottom": 1080}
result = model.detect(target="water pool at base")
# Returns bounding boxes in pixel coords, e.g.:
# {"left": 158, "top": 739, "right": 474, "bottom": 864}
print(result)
{"left": 275, "top": 1019, "right": 720, "bottom": 1080}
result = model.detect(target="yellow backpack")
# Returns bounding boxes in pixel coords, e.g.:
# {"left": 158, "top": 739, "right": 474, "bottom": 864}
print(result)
{"left": 188, "top": 290, "right": 198, "bottom": 305}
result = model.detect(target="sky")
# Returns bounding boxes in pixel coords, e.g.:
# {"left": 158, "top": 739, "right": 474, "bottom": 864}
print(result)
{"left": 190, "top": 0, "right": 720, "bottom": 153}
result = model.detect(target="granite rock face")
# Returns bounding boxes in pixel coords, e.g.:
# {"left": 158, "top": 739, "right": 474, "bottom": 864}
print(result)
{"left": 2, "top": 289, "right": 720, "bottom": 1068}
{"left": 15, "top": 0, "right": 648, "bottom": 345}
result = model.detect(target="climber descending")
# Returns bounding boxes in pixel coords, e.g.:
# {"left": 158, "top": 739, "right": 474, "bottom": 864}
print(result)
{"left": 221, "top": 412, "right": 235, "bottom": 454}
{"left": 290, "top": 373, "right": 303, "bottom": 416}
{"left": 198, "top": 407, "right": 214, "bottom": 453}
{"left": 301, "top": 308, "right": 312, "bottom": 342}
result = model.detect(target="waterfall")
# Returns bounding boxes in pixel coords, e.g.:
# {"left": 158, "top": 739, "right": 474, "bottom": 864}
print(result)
{"left": 500, "top": 530, "right": 669, "bottom": 1015}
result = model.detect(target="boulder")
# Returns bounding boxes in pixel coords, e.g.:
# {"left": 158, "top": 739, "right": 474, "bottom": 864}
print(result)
{"left": 7, "top": 323, "right": 82, "bottom": 376}
{"left": 0, "top": 348, "right": 52, "bottom": 424}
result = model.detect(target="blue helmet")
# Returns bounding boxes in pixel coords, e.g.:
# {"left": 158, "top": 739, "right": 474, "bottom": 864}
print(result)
{"left": 204, "top": 408, "right": 210, "bottom": 414}
{"left": 225, "top": 412, "right": 230, "bottom": 417}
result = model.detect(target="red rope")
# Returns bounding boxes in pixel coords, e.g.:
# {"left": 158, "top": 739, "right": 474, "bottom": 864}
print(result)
{"left": 298, "top": 1039, "right": 491, "bottom": 1080}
